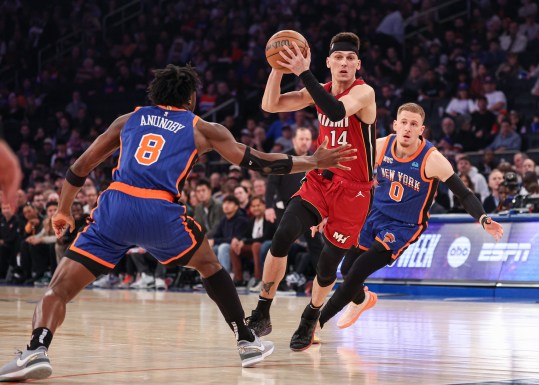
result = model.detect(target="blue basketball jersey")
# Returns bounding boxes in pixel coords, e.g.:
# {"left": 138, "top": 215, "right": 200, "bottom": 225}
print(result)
{"left": 374, "top": 135, "right": 439, "bottom": 224}
{"left": 112, "top": 105, "right": 199, "bottom": 198}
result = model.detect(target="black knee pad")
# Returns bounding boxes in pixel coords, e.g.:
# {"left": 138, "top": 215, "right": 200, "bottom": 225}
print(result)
{"left": 316, "top": 240, "right": 346, "bottom": 287}
{"left": 270, "top": 198, "right": 319, "bottom": 257}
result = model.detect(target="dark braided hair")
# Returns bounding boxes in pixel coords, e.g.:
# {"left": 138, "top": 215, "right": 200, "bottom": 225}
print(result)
{"left": 147, "top": 64, "right": 201, "bottom": 108}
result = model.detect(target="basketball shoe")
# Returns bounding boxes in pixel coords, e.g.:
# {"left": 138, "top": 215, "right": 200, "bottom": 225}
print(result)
{"left": 290, "top": 310, "right": 320, "bottom": 351}
{"left": 0, "top": 346, "right": 51, "bottom": 382}
{"left": 237, "top": 333, "right": 274, "bottom": 368}
{"left": 245, "top": 310, "right": 272, "bottom": 337}
{"left": 336, "top": 286, "right": 378, "bottom": 329}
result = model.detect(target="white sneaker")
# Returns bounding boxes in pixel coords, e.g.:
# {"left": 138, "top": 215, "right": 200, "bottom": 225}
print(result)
{"left": 130, "top": 273, "right": 155, "bottom": 289}
{"left": 92, "top": 274, "right": 112, "bottom": 289}
{"left": 155, "top": 278, "right": 166, "bottom": 290}
{"left": 238, "top": 333, "right": 274, "bottom": 368}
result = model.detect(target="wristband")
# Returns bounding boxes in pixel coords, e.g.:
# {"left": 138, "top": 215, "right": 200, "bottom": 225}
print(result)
{"left": 480, "top": 215, "right": 491, "bottom": 229}
{"left": 65, "top": 168, "right": 87, "bottom": 187}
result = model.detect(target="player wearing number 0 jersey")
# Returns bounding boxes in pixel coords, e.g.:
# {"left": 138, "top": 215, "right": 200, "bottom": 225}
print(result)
{"left": 313, "top": 103, "right": 504, "bottom": 338}
{"left": 0, "top": 64, "right": 357, "bottom": 381}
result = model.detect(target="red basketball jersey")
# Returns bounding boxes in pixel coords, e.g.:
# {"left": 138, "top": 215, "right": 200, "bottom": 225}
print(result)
{"left": 314, "top": 79, "right": 376, "bottom": 182}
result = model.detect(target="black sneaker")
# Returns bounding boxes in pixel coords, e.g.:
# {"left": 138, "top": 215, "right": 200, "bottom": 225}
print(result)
{"left": 245, "top": 309, "right": 272, "bottom": 337}
{"left": 290, "top": 314, "right": 320, "bottom": 351}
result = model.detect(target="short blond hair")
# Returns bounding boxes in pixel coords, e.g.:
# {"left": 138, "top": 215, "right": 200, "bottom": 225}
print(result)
{"left": 397, "top": 103, "right": 425, "bottom": 124}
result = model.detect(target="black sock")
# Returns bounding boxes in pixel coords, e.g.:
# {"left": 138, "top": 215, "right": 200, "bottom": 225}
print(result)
{"left": 255, "top": 295, "right": 273, "bottom": 318}
{"left": 202, "top": 268, "right": 254, "bottom": 342}
{"left": 28, "top": 327, "right": 53, "bottom": 350}
{"left": 302, "top": 301, "right": 321, "bottom": 320}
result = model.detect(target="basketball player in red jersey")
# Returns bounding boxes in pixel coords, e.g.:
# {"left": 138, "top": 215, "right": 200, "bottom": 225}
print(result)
{"left": 0, "top": 65, "right": 356, "bottom": 381}
{"left": 247, "top": 32, "right": 377, "bottom": 351}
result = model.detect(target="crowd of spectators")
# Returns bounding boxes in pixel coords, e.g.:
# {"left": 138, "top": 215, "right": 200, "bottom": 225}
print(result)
{"left": 1, "top": 0, "right": 539, "bottom": 289}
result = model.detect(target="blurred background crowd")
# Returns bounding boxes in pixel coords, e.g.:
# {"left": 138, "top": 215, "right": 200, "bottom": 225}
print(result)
{"left": 1, "top": 0, "right": 539, "bottom": 291}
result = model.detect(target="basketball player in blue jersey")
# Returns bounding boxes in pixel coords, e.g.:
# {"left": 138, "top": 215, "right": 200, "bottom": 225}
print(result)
{"left": 0, "top": 64, "right": 357, "bottom": 381}
{"left": 312, "top": 103, "right": 503, "bottom": 340}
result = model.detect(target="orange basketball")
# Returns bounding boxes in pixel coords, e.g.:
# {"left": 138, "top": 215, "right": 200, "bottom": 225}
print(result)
{"left": 265, "top": 30, "right": 309, "bottom": 74}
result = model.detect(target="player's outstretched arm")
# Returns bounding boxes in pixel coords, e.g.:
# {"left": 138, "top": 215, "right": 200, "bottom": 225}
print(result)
{"left": 195, "top": 119, "right": 357, "bottom": 175}
{"left": 425, "top": 150, "right": 503, "bottom": 241}
{"left": 52, "top": 113, "right": 131, "bottom": 237}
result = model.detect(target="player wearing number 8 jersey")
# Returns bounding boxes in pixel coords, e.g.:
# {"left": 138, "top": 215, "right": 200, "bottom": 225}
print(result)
{"left": 247, "top": 32, "right": 376, "bottom": 351}
{"left": 313, "top": 103, "right": 504, "bottom": 338}
{"left": 0, "top": 64, "right": 357, "bottom": 381}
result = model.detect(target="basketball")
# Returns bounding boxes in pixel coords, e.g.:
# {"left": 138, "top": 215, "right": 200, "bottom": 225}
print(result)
{"left": 265, "top": 30, "right": 309, "bottom": 73}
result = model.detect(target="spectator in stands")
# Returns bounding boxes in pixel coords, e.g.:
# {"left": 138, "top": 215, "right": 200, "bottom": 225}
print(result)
{"left": 471, "top": 96, "right": 496, "bottom": 147}
{"left": 208, "top": 195, "right": 249, "bottom": 273}
{"left": 65, "top": 91, "right": 87, "bottom": 120}
{"left": 523, "top": 158, "right": 539, "bottom": 175}
{"left": 500, "top": 21, "right": 528, "bottom": 54}
{"left": 234, "top": 185, "right": 251, "bottom": 214}
{"left": 229, "top": 196, "right": 275, "bottom": 287}
{"left": 482, "top": 76, "right": 507, "bottom": 114}
{"left": 483, "top": 169, "right": 504, "bottom": 213}
{"left": 0, "top": 202, "right": 20, "bottom": 281}
{"left": 194, "top": 179, "right": 223, "bottom": 235}
{"left": 486, "top": 119, "right": 522, "bottom": 152}
{"left": 253, "top": 178, "right": 266, "bottom": 198}
{"left": 23, "top": 201, "right": 58, "bottom": 286}
{"left": 376, "top": 84, "right": 400, "bottom": 136}
{"left": 445, "top": 84, "right": 476, "bottom": 118}
{"left": 513, "top": 152, "right": 529, "bottom": 177}
{"left": 274, "top": 125, "right": 293, "bottom": 151}
{"left": 477, "top": 149, "right": 498, "bottom": 178}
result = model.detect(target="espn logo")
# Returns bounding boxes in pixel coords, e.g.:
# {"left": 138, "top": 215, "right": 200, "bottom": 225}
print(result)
{"left": 333, "top": 231, "right": 350, "bottom": 244}
{"left": 478, "top": 243, "right": 531, "bottom": 262}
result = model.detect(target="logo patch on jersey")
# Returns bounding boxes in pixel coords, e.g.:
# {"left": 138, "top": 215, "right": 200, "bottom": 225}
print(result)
{"left": 317, "top": 113, "right": 349, "bottom": 127}
{"left": 411, "top": 161, "right": 419, "bottom": 169}
{"left": 333, "top": 231, "right": 350, "bottom": 244}
{"left": 355, "top": 191, "right": 365, "bottom": 198}
{"left": 383, "top": 156, "right": 393, "bottom": 164}
{"left": 383, "top": 232, "right": 396, "bottom": 243}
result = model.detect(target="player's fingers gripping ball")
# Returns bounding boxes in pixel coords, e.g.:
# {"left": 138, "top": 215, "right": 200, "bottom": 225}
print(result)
{"left": 265, "top": 30, "right": 309, "bottom": 73}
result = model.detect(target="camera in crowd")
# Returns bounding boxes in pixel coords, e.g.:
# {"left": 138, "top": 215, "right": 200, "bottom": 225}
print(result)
{"left": 504, "top": 171, "right": 539, "bottom": 213}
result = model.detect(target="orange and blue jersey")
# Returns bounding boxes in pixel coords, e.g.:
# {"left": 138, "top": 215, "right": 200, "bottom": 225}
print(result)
{"left": 358, "top": 135, "right": 438, "bottom": 260}
{"left": 113, "top": 105, "right": 199, "bottom": 200}
{"left": 65, "top": 105, "right": 205, "bottom": 272}
{"left": 374, "top": 134, "right": 438, "bottom": 225}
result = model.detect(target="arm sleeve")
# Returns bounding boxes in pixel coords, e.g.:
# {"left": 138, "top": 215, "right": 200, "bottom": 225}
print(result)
{"left": 444, "top": 173, "right": 486, "bottom": 221}
{"left": 299, "top": 70, "right": 346, "bottom": 122}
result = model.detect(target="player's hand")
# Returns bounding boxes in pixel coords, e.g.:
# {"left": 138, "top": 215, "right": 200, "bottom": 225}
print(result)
{"left": 310, "top": 218, "right": 327, "bottom": 237}
{"left": 483, "top": 218, "right": 503, "bottom": 241}
{"left": 276, "top": 42, "right": 311, "bottom": 76}
{"left": 52, "top": 211, "right": 75, "bottom": 238}
{"left": 313, "top": 137, "right": 357, "bottom": 170}
{"left": 265, "top": 208, "right": 277, "bottom": 223}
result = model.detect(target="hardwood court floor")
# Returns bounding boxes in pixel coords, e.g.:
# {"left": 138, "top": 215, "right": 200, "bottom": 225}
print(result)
{"left": 1, "top": 286, "right": 539, "bottom": 385}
